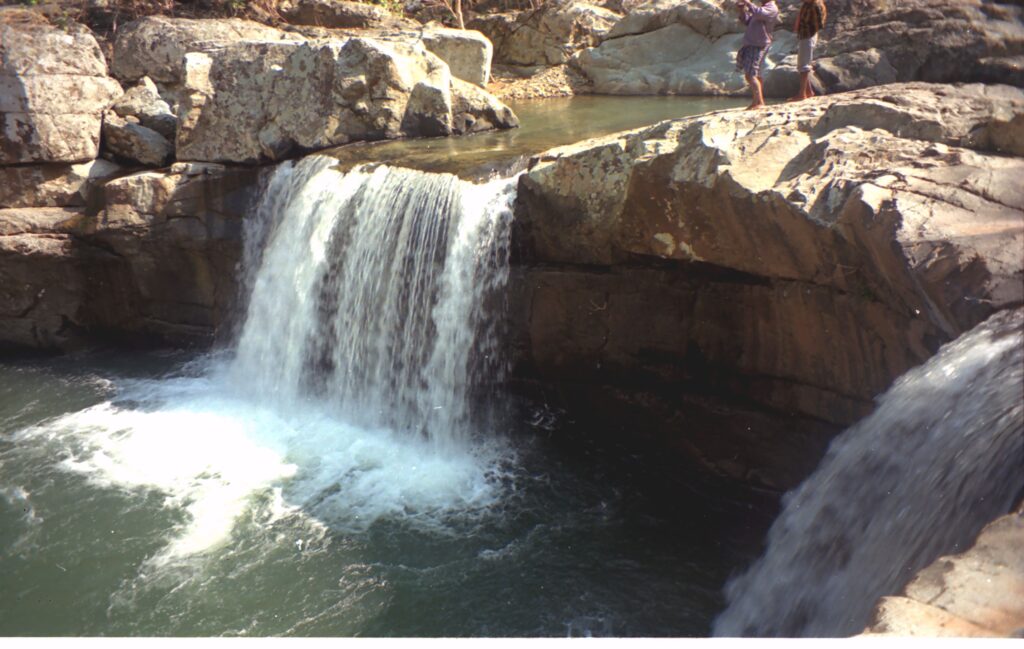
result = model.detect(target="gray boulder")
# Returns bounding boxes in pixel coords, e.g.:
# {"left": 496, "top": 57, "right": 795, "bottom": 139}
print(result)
{"left": 469, "top": 0, "right": 620, "bottom": 66}
{"left": 175, "top": 38, "right": 518, "bottom": 163}
{"left": 111, "top": 77, "right": 178, "bottom": 140}
{"left": 110, "top": 16, "right": 301, "bottom": 85}
{"left": 1, "top": 19, "right": 122, "bottom": 163}
{"left": 103, "top": 113, "right": 174, "bottom": 167}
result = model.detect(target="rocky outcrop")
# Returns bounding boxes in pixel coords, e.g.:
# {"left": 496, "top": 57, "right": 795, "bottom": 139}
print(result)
{"left": 814, "top": 0, "right": 1024, "bottom": 92}
{"left": 0, "top": 163, "right": 262, "bottom": 349}
{"left": 572, "top": 0, "right": 795, "bottom": 96}
{"left": 469, "top": 0, "right": 620, "bottom": 66}
{"left": 279, "top": 0, "right": 411, "bottom": 29}
{"left": 422, "top": 27, "right": 494, "bottom": 87}
{"left": 509, "top": 82, "right": 1024, "bottom": 487}
{"left": 110, "top": 16, "right": 300, "bottom": 85}
{"left": 861, "top": 508, "right": 1024, "bottom": 637}
{"left": 175, "top": 38, "right": 517, "bottom": 163}
{"left": 0, "top": 160, "right": 121, "bottom": 209}
{"left": 573, "top": 0, "right": 1024, "bottom": 98}
{"left": 0, "top": 17, "right": 122, "bottom": 163}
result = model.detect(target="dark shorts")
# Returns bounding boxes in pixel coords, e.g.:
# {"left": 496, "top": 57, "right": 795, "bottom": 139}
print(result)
{"left": 736, "top": 45, "right": 769, "bottom": 78}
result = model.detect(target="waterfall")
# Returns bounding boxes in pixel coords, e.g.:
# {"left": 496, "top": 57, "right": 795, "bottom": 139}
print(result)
{"left": 228, "top": 156, "right": 517, "bottom": 449}
{"left": 714, "top": 308, "right": 1024, "bottom": 637}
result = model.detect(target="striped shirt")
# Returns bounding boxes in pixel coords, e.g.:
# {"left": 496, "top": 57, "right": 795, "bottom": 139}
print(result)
{"left": 796, "top": 0, "right": 827, "bottom": 40}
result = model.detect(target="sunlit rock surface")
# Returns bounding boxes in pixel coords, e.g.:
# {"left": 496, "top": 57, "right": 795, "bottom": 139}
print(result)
{"left": 175, "top": 38, "right": 517, "bottom": 163}
{"left": 861, "top": 509, "right": 1024, "bottom": 637}
{"left": 573, "top": 0, "right": 1024, "bottom": 97}
{"left": 0, "top": 17, "right": 122, "bottom": 163}
{"left": 469, "top": 0, "right": 620, "bottom": 67}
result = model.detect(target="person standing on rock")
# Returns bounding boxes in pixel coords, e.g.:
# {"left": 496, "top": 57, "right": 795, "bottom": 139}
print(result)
{"left": 735, "top": 0, "right": 780, "bottom": 110}
{"left": 789, "top": 0, "right": 828, "bottom": 101}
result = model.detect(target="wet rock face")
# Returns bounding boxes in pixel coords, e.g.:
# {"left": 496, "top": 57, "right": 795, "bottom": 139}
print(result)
{"left": 510, "top": 82, "right": 1024, "bottom": 487}
{"left": 175, "top": 38, "right": 517, "bottom": 163}
{"left": 861, "top": 509, "right": 1024, "bottom": 638}
{"left": 0, "top": 19, "right": 122, "bottom": 163}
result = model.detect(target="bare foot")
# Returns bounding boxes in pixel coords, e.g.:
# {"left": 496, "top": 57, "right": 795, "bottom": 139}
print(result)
{"left": 787, "top": 95, "right": 804, "bottom": 102}
{"left": 746, "top": 102, "right": 766, "bottom": 110}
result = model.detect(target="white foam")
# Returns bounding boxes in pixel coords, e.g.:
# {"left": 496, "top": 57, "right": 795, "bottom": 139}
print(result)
{"left": 15, "top": 367, "right": 507, "bottom": 565}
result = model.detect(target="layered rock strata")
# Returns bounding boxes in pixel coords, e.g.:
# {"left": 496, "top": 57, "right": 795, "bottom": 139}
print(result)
{"left": 508, "top": 82, "right": 1024, "bottom": 487}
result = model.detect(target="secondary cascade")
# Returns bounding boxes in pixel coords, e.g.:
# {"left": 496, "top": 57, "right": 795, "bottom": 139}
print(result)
{"left": 714, "top": 308, "right": 1024, "bottom": 637}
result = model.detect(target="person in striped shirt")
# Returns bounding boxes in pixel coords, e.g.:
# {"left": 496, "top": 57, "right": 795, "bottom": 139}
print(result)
{"left": 790, "top": 0, "right": 827, "bottom": 101}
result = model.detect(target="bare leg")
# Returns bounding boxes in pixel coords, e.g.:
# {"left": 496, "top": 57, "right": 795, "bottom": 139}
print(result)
{"left": 746, "top": 74, "right": 765, "bottom": 109}
{"left": 802, "top": 71, "right": 815, "bottom": 99}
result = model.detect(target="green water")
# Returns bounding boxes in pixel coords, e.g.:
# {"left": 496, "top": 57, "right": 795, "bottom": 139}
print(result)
{"left": 0, "top": 96, "right": 772, "bottom": 637}
{"left": 327, "top": 95, "right": 748, "bottom": 177}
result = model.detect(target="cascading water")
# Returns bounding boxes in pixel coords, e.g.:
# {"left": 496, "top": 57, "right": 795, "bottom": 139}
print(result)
{"left": 714, "top": 308, "right": 1024, "bottom": 637}
{"left": 7, "top": 157, "right": 520, "bottom": 563}
{"left": 228, "top": 156, "right": 515, "bottom": 448}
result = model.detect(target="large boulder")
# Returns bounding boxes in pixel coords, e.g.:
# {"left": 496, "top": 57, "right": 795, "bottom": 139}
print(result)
{"left": 110, "top": 16, "right": 301, "bottom": 85}
{"left": 0, "top": 17, "right": 122, "bottom": 163}
{"left": 421, "top": 27, "right": 494, "bottom": 87}
{"left": 175, "top": 38, "right": 518, "bottom": 163}
{"left": 0, "top": 159, "right": 263, "bottom": 350}
{"left": 573, "top": 0, "right": 798, "bottom": 96}
{"left": 0, "top": 207, "right": 133, "bottom": 349}
{"left": 469, "top": 0, "right": 620, "bottom": 66}
{"left": 510, "top": 82, "right": 1024, "bottom": 486}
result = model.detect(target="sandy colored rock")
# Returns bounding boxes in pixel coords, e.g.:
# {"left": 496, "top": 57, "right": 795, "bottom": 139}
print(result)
{"left": 0, "top": 20, "right": 122, "bottom": 163}
{"left": 574, "top": 0, "right": 1024, "bottom": 97}
{"left": 175, "top": 38, "right": 517, "bottom": 163}
{"left": 422, "top": 27, "right": 493, "bottom": 87}
{"left": 103, "top": 112, "right": 174, "bottom": 167}
{"left": 862, "top": 511, "right": 1024, "bottom": 637}
{"left": 110, "top": 16, "right": 300, "bottom": 85}
{"left": 0, "top": 160, "right": 121, "bottom": 209}
{"left": 469, "top": 0, "right": 619, "bottom": 66}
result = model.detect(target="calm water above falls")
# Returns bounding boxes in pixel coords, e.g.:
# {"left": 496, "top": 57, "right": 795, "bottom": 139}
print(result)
{"left": 0, "top": 119, "right": 772, "bottom": 637}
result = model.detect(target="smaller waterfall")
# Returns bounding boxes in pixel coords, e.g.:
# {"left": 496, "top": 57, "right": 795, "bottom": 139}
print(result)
{"left": 229, "top": 157, "right": 516, "bottom": 448}
{"left": 714, "top": 308, "right": 1024, "bottom": 637}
